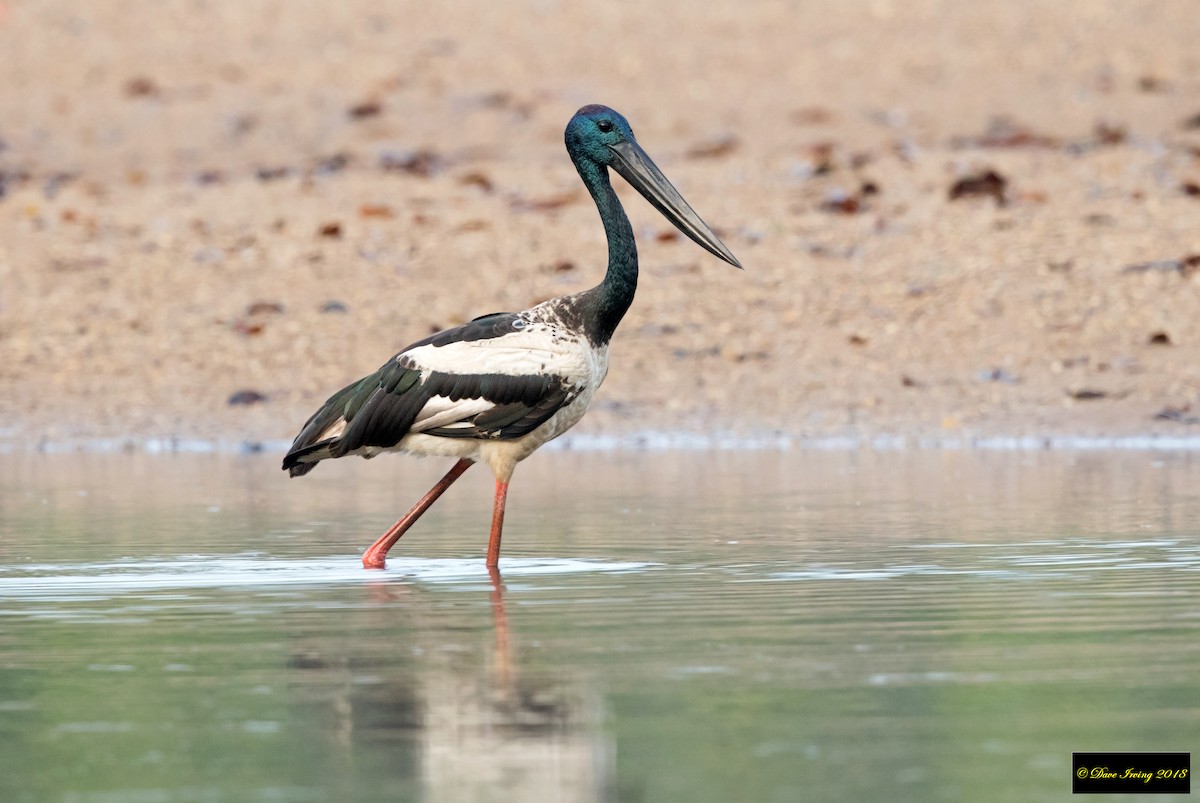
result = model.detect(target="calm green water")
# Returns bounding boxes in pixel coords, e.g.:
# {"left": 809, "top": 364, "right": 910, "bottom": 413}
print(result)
{"left": 1, "top": 450, "right": 1197, "bottom": 802}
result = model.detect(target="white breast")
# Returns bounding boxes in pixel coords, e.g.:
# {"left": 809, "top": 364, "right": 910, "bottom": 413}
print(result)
{"left": 394, "top": 319, "right": 610, "bottom": 472}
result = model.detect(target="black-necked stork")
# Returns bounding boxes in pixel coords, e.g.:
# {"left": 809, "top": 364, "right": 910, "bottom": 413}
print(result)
{"left": 282, "top": 104, "right": 742, "bottom": 569}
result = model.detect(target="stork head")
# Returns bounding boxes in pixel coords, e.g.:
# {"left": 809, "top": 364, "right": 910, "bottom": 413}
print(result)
{"left": 565, "top": 105, "right": 742, "bottom": 270}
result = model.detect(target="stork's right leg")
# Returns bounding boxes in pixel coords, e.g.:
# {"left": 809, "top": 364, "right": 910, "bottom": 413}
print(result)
{"left": 362, "top": 459, "right": 473, "bottom": 569}
{"left": 485, "top": 478, "right": 509, "bottom": 569}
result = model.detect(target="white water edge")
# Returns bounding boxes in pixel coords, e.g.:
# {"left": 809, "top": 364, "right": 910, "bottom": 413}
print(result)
{"left": 6, "top": 430, "right": 1200, "bottom": 455}
{"left": 0, "top": 555, "right": 658, "bottom": 600}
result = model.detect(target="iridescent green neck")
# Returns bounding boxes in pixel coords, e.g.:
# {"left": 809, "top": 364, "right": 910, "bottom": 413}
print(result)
{"left": 574, "top": 158, "right": 638, "bottom": 345}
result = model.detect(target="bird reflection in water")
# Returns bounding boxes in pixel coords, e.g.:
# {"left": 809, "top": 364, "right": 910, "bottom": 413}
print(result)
{"left": 285, "top": 569, "right": 612, "bottom": 800}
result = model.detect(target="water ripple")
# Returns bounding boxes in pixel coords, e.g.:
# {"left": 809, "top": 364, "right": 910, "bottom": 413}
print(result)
{"left": 727, "top": 538, "right": 1200, "bottom": 584}
{"left": 0, "top": 554, "right": 657, "bottom": 600}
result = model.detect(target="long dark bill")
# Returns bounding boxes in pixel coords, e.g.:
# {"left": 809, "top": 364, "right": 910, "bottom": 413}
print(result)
{"left": 607, "top": 140, "right": 743, "bottom": 270}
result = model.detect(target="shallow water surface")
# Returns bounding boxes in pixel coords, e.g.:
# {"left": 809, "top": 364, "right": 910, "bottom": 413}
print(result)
{"left": 1, "top": 450, "right": 1198, "bottom": 802}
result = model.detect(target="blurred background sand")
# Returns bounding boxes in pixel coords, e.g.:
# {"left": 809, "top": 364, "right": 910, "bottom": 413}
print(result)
{"left": 1, "top": 0, "right": 1198, "bottom": 449}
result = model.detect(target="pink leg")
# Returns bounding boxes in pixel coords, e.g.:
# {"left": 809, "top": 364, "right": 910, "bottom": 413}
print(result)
{"left": 485, "top": 479, "right": 509, "bottom": 568}
{"left": 362, "top": 459, "right": 473, "bottom": 569}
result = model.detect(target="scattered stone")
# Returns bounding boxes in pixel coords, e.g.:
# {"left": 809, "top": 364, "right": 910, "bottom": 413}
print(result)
{"left": 1154, "top": 406, "right": 1200, "bottom": 424}
{"left": 231, "top": 320, "right": 264, "bottom": 336}
{"left": 820, "top": 188, "right": 861, "bottom": 214}
{"left": 796, "top": 142, "right": 836, "bottom": 178}
{"left": 820, "top": 181, "right": 879, "bottom": 214}
{"left": 313, "top": 153, "right": 351, "bottom": 176}
{"left": 952, "top": 117, "right": 1059, "bottom": 149}
{"left": 1091, "top": 120, "right": 1127, "bottom": 146}
{"left": 358, "top": 203, "right": 393, "bottom": 218}
{"left": 228, "top": 390, "right": 268, "bottom": 406}
{"left": 379, "top": 149, "right": 444, "bottom": 177}
{"left": 1137, "top": 74, "right": 1168, "bottom": 93}
{"left": 124, "top": 76, "right": 159, "bottom": 98}
{"left": 347, "top": 100, "right": 383, "bottom": 119}
{"left": 949, "top": 170, "right": 1007, "bottom": 205}
{"left": 42, "top": 172, "right": 77, "bottom": 200}
{"left": 255, "top": 165, "right": 291, "bottom": 182}
{"left": 1122, "top": 255, "right": 1200, "bottom": 277}
{"left": 977, "top": 368, "right": 1018, "bottom": 384}
{"left": 246, "top": 301, "right": 284, "bottom": 316}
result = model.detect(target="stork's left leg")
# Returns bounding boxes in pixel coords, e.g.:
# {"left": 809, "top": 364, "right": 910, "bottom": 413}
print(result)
{"left": 486, "top": 478, "right": 509, "bottom": 568}
{"left": 362, "top": 458, "right": 473, "bottom": 569}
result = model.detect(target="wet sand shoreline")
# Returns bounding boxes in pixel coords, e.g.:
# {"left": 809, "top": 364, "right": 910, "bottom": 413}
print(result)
{"left": 2, "top": 1, "right": 1199, "bottom": 451}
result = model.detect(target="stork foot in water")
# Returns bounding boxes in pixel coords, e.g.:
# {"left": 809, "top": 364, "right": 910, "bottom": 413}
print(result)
{"left": 361, "top": 458, "right": 473, "bottom": 569}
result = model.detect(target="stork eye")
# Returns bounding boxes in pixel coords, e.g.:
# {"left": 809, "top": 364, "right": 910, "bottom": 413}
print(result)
{"left": 596, "top": 120, "right": 614, "bottom": 133}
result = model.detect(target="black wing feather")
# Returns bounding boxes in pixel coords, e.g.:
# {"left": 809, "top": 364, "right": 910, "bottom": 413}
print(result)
{"left": 283, "top": 312, "right": 574, "bottom": 476}
{"left": 422, "top": 380, "right": 572, "bottom": 440}
{"left": 281, "top": 373, "right": 381, "bottom": 475}
{"left": 415, "top": 312, "right": 525, "bottom": 349}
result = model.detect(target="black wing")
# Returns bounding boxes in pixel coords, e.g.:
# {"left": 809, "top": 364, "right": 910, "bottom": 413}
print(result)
{"left": 282, "top": 313, "right": 575, "bottom": 476}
